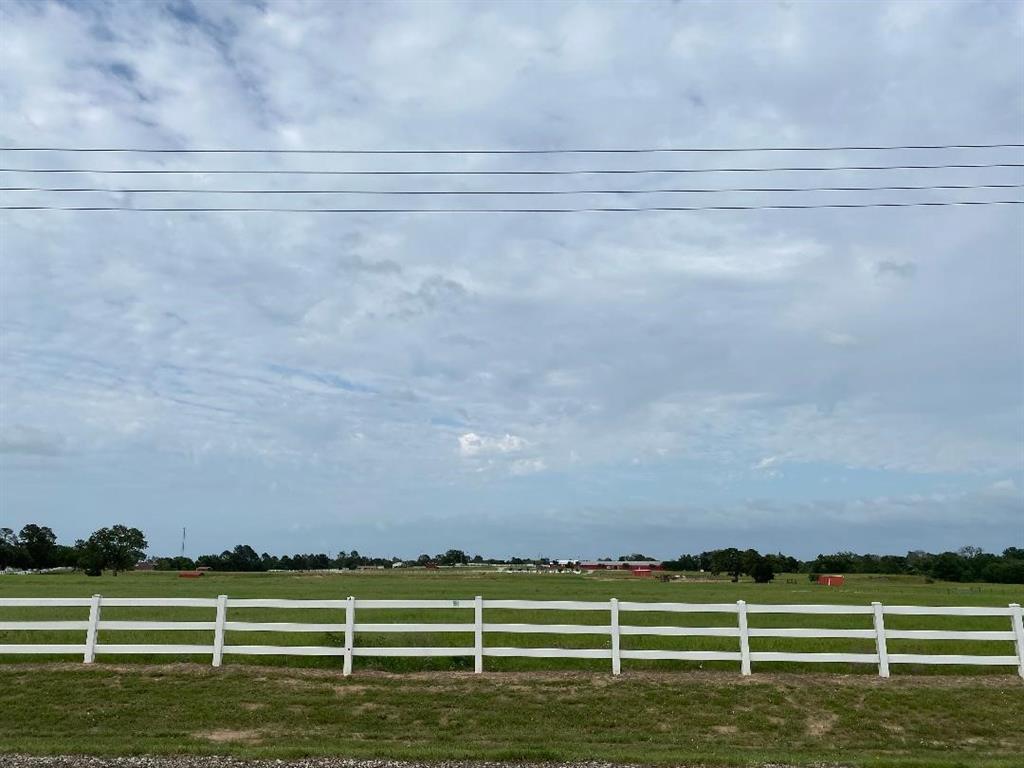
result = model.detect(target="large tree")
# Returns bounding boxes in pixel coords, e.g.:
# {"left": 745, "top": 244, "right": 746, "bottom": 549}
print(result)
{"left": 18, "top": 524, "right": 58, "bottom": 569}
{"left": 437, "top": 549, "right": 469, "bottom": 566}
{"left": 78, "top": 525, "right": 148, "bottom": 575}
{"left": 0, "top": 527, "right": 22, "bottom": 569}
{"left": 749, "top": 557, "right": 776, "bottom": 584}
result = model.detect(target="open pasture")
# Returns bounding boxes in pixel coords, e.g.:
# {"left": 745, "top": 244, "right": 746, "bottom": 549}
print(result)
{"left": 1, "top": 570, "right": 1021, "bottom": 675}
{"left": 2, "top": 570, "right": 1022, "bottom": 766}
{"left": 1, "top": 665, "right": 1023, "bottom": 766}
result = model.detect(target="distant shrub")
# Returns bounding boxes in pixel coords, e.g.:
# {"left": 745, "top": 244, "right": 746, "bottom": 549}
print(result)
{"left": 750, "top": 559, "right": 775, "bottom": 584}
{"left": 981, "top": 560, "right": 1024, "bottom": 584}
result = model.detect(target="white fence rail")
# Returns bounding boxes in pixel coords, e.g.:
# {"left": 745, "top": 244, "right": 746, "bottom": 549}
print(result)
{"left": 1, "top": 596, "right": 1021, "bottom": 678}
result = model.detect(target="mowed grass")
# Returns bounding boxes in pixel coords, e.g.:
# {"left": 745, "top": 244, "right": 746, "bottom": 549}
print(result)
{"left": 1, "top": 571, "right": 1022, "bottom": 765}
{"left": 0, "top": 570, "right": 1021, "bottom": 675}
{"left": 1, "top": 664, "right": 1022, "bottom": 766}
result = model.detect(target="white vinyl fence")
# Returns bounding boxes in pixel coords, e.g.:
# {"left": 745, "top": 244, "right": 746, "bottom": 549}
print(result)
{"left": 1, "top": 596, "right": 1022, "bottom": 678}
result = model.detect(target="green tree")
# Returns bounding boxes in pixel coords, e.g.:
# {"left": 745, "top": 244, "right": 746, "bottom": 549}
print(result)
{"left": 437, "top": 549, "right": 468, "bottom": 566}
{"left": 226, "top": 544, "right": 263, "bottom": 571}
{"left": 708, "top": 548, "right": 745, "bottom": 581}
{"left": 930, "top": 552, "right": 966, "bottom": 583}
{"left": 78, "top": 525, "right": 148, "bottom": 575}
{"left": 75, "top": 538, "right": 105, "bottom": 576}
{"left": 750, "top": 557, "right": 775, "bottom": 584}
{"left": 981, "top": 559, "right": 1024, "bottom": 584}
{"left": 18, "top": 524, "right": 58, "bottom": 569}
{"left": 0, "top": 527, "right": 21, "bottom": 569}
{"left": 154, "top": 556, "right": 196, "bottom": 571}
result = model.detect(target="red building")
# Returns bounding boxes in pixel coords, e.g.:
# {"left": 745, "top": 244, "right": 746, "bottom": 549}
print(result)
{"left": 580, "top": 560, "right": 664, "bottom": 573}
{"left": 817, "top": 574, "right": 845, "bottom": 587}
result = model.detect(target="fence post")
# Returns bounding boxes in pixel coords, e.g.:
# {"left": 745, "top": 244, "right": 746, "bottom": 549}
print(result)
{"left": 212, "top": 594, "right": 228, "bottom": 667}
{"left": 610, "top": 597, "right": 621, "bottom": 675}
{"left": 343, "top": 595, "right": 355, "bottom": 676}
{"left": 872, "top": 601, "right": 890, "bottom": 678}
{"left": 737, "top": 600, "right": 751, "bottom": 676}
{"left": 1010, "top": 603, "right": 1024, "bottom": 680}
{"left": 474, "top": 595, "right": 484, "bottom": 673}
{"left": 83, "top": 594, "right": 102, "bottom": 664}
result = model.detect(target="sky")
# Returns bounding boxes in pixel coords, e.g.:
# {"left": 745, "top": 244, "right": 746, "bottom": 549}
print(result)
{"left": 0, "top": 0, "right": 1022, "bottom": 560}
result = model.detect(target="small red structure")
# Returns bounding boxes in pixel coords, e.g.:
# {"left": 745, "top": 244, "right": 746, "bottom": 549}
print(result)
{"left": 817, "top": 574, "right": 845, "bottom": 587}
{"left": 632, "top": 567, "right": 653, "bottom": 577}
{"left": 178, "top": 570, "right": 204, "bottom": 578}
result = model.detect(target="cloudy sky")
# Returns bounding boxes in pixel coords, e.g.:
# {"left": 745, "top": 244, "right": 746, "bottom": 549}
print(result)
{"left": 1, "top": 0, "right": 1021, "bottom": 559}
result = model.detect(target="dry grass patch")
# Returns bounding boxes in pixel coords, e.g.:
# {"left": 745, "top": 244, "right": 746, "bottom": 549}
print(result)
{"left": 194, "top": 729, "right": 265, "bottom": 744}
{"left": 805, "top": 712, "right": 838, "bottom": 737}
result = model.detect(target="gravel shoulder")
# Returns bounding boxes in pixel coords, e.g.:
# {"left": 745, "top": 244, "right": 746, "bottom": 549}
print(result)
{"left": 0, "top": 759, "right": 837, "bottom": 768}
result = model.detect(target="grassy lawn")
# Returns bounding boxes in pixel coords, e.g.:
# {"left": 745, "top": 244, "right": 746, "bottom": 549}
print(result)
{"left": 1, "top": 570, "right": 1020, "bottom": 675}
{"left": 1, "top": 664, "right": 1021, "bottom": 766}
{"left": 1, "top": 572, "right": 1021, "bottom": 765}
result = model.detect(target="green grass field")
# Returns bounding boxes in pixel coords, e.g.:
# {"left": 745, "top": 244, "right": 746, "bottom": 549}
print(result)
{"left": 2, "top": 664, "right": 1022, "bottom": 766}
{"left": 1, "top": 570, "right": 1022, "bottom": 766}
{"left": 1, "top": 570, "right": 1021, "bottom": 673}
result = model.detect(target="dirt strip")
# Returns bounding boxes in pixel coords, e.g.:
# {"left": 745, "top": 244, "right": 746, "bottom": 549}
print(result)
{"left": 0, "top": 758, "right": 847, "bottom": 768}
{"left": 1, "top": 662, "right": 1021, "bottom": 689}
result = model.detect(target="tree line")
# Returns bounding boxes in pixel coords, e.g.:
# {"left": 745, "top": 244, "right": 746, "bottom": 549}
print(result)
{"left": 0, "top": 524, "right": 147, "bottom": 576}
{"left": 661, "top": 546, "right": 1024, "bottom": 584}
{"left": 3, "top": 523, "right": 1022, "bottom": 583}
{"left": 160, "top": 547, "right": 499, "bottom": 572}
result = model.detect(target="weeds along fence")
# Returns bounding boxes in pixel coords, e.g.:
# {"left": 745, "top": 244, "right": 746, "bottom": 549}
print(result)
{"left": 1, "top": 596, "right": 1022, "bottom": 678}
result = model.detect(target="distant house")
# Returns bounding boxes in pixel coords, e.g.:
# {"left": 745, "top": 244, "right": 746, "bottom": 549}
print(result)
{"left": 580, "top": 560, "right": 664, "bottom": 573}
{"left": 135, "top": 560, "right": 156, "bottom": 571}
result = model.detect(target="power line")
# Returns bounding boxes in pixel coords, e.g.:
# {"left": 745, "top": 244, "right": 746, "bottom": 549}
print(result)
{"left": 2, "top": 163, "right": 1022, "bottom": 176}
{"left": 2, "top": 143, "right": 1022, "bottom": 154}
{"left": 4, "top": 200, "right": 1020, "bottom": 213}
{"left": 4, "top": 183, "right": 1022, "bottom": 196}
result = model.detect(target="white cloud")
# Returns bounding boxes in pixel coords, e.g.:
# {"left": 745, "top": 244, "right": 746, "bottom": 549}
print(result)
{"left": 458, "top": 432, "right": 527, "bottom": 458}
{"left": 0, "top": 0, "right": 1020, "bottom": 553}
{"left": 822, "top": 332, "right": 859, "bottom": 348}
{"left": 510, "top": 457, "right": 547, "bottom": 476}
{"left": 0, "top": 425, "right": 65, "bottom": 456}
{"left": 987, "top": 479, "right": 1018, "bottom": 495}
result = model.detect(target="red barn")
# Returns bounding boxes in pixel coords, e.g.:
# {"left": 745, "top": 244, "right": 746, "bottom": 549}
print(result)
{"left": 579, "top": 560, "right": 664, "bottom": 573}
{"left": 817, "top": 574, "right": 845, "bottom": 587}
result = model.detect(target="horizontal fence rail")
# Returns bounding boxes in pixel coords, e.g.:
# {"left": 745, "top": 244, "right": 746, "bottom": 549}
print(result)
{"left": 0, "top": 596, "right": 1021, "bottom": 678}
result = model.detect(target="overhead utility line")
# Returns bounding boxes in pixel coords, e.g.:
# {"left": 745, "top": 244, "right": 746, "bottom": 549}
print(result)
{"left": 5, "top": 200, "right": 1021, "bottom": 213}
{"left": 3, "top": 163, "right": 1022, "bottom": 176}
{"left": 2, "top": 143, "right": 1022, "bottom": 155}
{"left": 4, "top": 183, "right": 1022, "bottom": 196}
